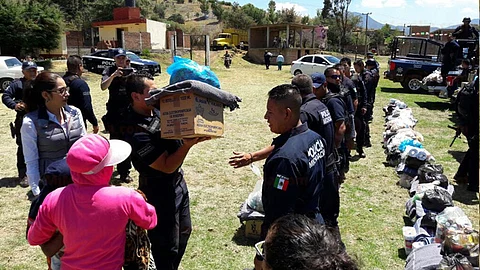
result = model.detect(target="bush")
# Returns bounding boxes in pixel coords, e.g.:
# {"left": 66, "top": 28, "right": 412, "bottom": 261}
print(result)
{"left": 168, "top": 13, "right": 185, "bottom": 24}
{"left": 141, "top": 49, "right": 151, "bottom": 58}
{"left": 35, "top": 59, "right": 52, "bottom": 70}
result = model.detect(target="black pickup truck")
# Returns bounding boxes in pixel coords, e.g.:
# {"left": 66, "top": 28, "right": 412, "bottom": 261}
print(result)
{"left": 384, "top": 36, "right": 443, "bottom": 91}
{"left": 82, "top": 48, "right": 161, "bottom": 76}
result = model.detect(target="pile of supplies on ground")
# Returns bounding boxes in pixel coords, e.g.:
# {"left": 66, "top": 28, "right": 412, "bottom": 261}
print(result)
{"left": 382, "top": 99, "right": 479, "bottom": 269}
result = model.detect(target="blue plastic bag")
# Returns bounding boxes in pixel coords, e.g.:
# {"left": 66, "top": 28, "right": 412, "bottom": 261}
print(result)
{"left": 399, "top": 139, "right": 423, "bottom": 152}
{"left": 167, "top": 56, "right": 221, "bottom": 88}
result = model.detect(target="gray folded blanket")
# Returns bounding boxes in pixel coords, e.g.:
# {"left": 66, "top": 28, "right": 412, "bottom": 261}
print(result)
{"left": 145, "top": 80, "right": 242, "bottom": 111}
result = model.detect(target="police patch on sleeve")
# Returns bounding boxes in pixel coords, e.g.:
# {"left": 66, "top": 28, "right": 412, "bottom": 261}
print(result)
{"left": 274, "top": 174, "right": 289, "bottom": 191}
{"left": 308, "top": 139, "right": 325, "bottom": 168}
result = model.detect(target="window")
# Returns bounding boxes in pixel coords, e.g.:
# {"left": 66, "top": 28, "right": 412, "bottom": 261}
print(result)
{"left": 324, "top": 56, "right": 340, "bottom": 64}
{"left": 126, "top": 52, "right": 140, "bottom": 60}
{"left": 95, "top": 51, "right": 109, "bottom": 58}
{"left": 5, "top": 58, "right": 22, "bottom": 68}
{"left": 314, "top": 57, "right": 327, "bottom": 65}
{"left": 300, "top": 56, "right": 313, "bottom": 63}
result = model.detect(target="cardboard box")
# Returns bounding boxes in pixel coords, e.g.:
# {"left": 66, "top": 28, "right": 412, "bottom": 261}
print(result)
{"left": 160, "top": 92, "right": 224, "bottom": 139}
{"left": 244, "top": 219, "right": 263, "bottom": 239}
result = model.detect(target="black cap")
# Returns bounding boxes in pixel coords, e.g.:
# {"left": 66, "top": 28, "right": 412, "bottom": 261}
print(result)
{"left": 113, "top": 48, "right": 127, "bottom": 58}
{"left": 22, "top": 61, "right": 37, "bottom": 70}
{"left": 463, "top": 17, "right": 471, "bottom": 22}
{"left": 367, "top": 52, "right": 374, "bottom": 57}
{"left": 365, "top": 59, "right": 377, "bottom": 67}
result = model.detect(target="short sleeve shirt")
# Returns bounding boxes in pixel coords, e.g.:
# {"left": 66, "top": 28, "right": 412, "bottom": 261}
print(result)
{"left": 262, "top": 123, "right": 326, "bottom": 238}
{"left": 324, "top": 95, "right": 347, "bottom": 124}
{"left": 300, "top": 94, "right": 335, "bottom": 156}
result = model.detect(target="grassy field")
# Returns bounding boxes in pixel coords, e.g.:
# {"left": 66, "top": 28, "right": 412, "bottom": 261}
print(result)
{"left": 0, "top": 53, "right": 477, "bottom": 270}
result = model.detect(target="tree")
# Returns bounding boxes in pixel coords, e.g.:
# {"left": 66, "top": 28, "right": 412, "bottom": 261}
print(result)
{"left": 168, "top": 13, "right": 185, "bottom": 24}
{"left": 0, "top": 0, "right": 64, "bottom": 57}
{"left": 211, "top": 0, "right": 224, "bottom": 21}
{"left": 223, "top": 2, "right": 255, "bottom": 30}
{"left": 153, "top": 3, "right": 166, "bottom": 19}
{"left": 301, "top": 15, "right": 310, "bottom": 25}
{"left": 199, "top": 0, "right": 210, "bottom": 15}
{"left": 321, "top": 0, "right": 332, "bottom": 19}
{"left": 277, "top": 7, "right": 298, "bottom": 24}
{"left": 241, "top": 3, "right": 267, "bottom": 25}
{"left": 267, "top": 0, "right": 277, "bottom": 24}
{"left": 331, "top": 0, "right": 356, "bottom": 53}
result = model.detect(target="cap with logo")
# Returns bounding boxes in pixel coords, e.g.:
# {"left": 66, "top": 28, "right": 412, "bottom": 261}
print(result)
{"left": 22, "top": 61, "right": 38, "bottom": 70}
{"left": 113, "top": 48, "right": 127, "bottom": 58}
{"left": 311, "top": 73, "right": 326, "bottom": 88}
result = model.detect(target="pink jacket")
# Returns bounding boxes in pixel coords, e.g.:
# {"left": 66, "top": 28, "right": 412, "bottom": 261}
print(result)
{"left": 27, "top": 166, "right": 157, "bottom": 270}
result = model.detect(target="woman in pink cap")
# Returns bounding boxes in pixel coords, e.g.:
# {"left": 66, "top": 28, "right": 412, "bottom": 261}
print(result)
{"left": 27, "top": 134, "right": 158, "bottom": 270}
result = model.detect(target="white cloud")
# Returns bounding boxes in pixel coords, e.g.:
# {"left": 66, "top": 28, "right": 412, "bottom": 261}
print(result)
{"left": 415, "top": 0, "right": 474, "bottom": 8}
{"left": 275, "top": 2, "right": 309, "bottom": 16}
{"left": 361, "top": 0, "right": 406, "bottom": 8}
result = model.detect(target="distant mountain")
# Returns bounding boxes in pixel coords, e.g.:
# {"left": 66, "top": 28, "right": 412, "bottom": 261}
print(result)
{"left": 444, "top": 19, "right": 479, "bottom": 29}
{"left": 352, "top": 12, "right": 479, "bottom": 32}
{"left": 352, "top": 12, "right": 404, "bottom": 31}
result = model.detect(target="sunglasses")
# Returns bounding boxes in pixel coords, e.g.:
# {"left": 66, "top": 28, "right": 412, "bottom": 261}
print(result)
{"left": 327, "top": 75, "right": 341, "bottom": 79}
{"left": 255, "top": 240, "right": 265, "bottom": 261}
{"left": 49, "top": 86, "right": 69, "bottom": 95}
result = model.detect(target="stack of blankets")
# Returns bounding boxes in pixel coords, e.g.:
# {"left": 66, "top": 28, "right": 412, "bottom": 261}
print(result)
{"left": 382, "top": 99, "right": 479, "bottom": 269}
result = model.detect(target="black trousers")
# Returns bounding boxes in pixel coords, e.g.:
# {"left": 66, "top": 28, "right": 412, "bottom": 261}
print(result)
{"left": 14, "top": 115, "right": 26, "bottom": 178}
{"left": 319, "top": 171, "right": 339, "bottom": 227}
{"left": 104, "top": 112, "right": 131, "bottom": 176}
{"left": 354, "top": 112, "right": 370, "bottom": 149}
{"left": 140, "top": 176, "right": 192, "bottom": 270}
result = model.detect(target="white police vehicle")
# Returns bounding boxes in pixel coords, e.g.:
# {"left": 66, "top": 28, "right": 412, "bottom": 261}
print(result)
{"left": 82, "top": 48, "right": 161, "bottom": 76}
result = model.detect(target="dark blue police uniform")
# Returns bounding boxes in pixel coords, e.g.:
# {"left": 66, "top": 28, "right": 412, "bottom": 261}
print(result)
{"left": 299, "top": 94, "right": 339, "bottom": 226}
{"left": 123, "top": 107, "right": 191, "bottom": 270}
{"left": 261, "top": 123, "right": 326, "bottom": 239}
{"left": 101, "top": 66, "right": 131, "bottom": 177}
{"left": 2, "top": 78, "right": 27, "bottom": 178}
{"left": 63, "top": 72, "right": 98, "bottom": 128}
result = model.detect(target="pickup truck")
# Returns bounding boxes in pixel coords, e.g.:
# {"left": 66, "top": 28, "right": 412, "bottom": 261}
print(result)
{"left": 82, "top": 49, "right": 161, "bottom": 76}
{"left": 0, "top": 56, "right": 44, "bottom": 91}
{"left": 384, "top": 36, "right": 443, "bottom": 91}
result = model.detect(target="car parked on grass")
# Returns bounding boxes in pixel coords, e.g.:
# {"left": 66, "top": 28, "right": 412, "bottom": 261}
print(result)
{"left": 290, "top": 54, "right": 341, "bottom": 76}
{"left": 0, "top": 56, "right": 44, "bottom": 91}
{"left": 82, "top": 48, "right": 161, "bottom": 76}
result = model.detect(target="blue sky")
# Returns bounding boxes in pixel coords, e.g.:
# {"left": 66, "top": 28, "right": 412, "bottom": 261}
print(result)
{"left": 234, "top": 0, "right": 479, "bottom": 28}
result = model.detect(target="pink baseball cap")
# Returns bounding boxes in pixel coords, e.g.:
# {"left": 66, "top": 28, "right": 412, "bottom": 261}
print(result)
{"left": 66, "top": 134, "right": 132, "bottom": 175}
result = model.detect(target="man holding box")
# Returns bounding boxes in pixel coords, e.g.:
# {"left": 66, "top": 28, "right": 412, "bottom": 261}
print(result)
{"left": 122, "top": 74, "right": 210, "bottom": 270}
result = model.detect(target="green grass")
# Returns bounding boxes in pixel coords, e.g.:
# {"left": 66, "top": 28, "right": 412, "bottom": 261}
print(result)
{"left": 0, "top": 52, "right": 477, "bottom": 269}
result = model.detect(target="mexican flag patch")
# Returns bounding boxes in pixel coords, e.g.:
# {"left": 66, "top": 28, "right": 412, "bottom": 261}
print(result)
{"left": 274, "top": 174, "right": 289, "bottom": 191}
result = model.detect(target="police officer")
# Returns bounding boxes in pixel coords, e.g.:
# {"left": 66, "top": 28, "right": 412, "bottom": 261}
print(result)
{"left": 63, "top": 55, "right": 99, "bottom": 134}
{"left": 441, "top": 34, "right": 460, "bottom": 83}
{"left": 100, "top": 48, "right": 132, "bottom": 183}
{"left": 321, "top": 68, "right": 349, "bottom": 182}
{"left": 260, "top": 83, "right": 326, "bottom": 236}
{"left": 353, "top": 60, "right": 372, "bottom": 156}
{"left": 2, "top": 61, "right": 38, "bottom": 187}
{"left": 452, "top": 17, "right": 479, "bottom": 40}
{"left": 365, "top": 59, "right": 379, "bottom": 121}
{"left": 123, "top": 74, "right": 210, "bottom": 270}
{"left": 292, "top": 74, "right": 339, "bottom": 228}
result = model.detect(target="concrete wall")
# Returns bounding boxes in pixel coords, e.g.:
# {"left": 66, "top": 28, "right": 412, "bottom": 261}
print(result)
{"left": 146, "top": 19, "right": 167, "bottom": 50}
{"left": 40, "top": 33, "right": 68, "bottom": 58}
{"left": 98, "top": 23, "right": 147, "bottom": 41}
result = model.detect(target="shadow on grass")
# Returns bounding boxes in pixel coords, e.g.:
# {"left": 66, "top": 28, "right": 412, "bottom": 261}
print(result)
{"left": 231, "top": 224, "right": 258, "bottom": 247}
{"left": 397, "top": 248, "right": 407, "bottom": 260}
{"left": 380, "top": 87, "right": 429, "bottom": 95}
{"left": 451, "top": 184, "right": 479, "bottom": 205}
{"left": 414, "top": 101, "right": 451, "bottom": 111}
{"left": 448, "top": 150, "right": 466, "bottom": 163}
{"left": 0, "top": 177, "right": 20, "bottom": 188}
